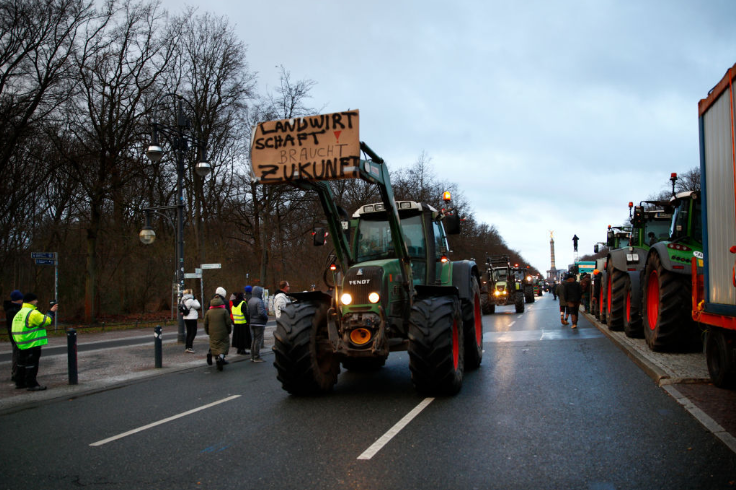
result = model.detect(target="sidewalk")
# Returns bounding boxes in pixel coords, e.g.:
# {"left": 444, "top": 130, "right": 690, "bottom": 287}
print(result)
{"left": 0, "top": 322, "right": 277, "bottom": 413}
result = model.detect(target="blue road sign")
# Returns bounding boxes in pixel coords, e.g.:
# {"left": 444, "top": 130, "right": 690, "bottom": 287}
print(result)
{"left": 35, "top": 259, "right": 56, "bottom": 265}
{"left": 31, "top": 252, "right": 55, "bottom": 259}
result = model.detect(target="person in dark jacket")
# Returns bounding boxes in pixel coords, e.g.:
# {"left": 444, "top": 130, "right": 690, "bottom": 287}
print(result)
{"left": 563, "top": 274, "right": 583, "bottom": 329}
{"left": 204, "top": 291, "right": 232, "bottom": 371}
{"left": 4, "top": 290, "right": 24, "bottom": 383}
{"left": 556, "top": 281, "right": 568, "bottom": 325}
{"left": 247, "top": 286, "right": 268, "bottom": 363}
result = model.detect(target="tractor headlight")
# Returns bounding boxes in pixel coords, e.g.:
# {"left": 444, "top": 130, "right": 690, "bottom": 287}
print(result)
{"left": 368, "top": 292, "right": 380, "bottom": 304}
{"left": 494, "top": 290, "right": 500, "bottom": 296}
{"left": 341, "top": 293, "right": 353, "bottom": 305}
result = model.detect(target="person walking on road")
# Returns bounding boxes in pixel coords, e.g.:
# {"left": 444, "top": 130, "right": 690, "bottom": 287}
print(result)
{"left": 273, "top": 280, "right": 291, "bottom": 319}
{"left": 181, "top": 289, "right": 201, "bottom": 353}
{"left": 230, "top": 292, "right": 250, "bottom": 355}
{"left": 556, "top": 280, "right": 568, "bottom": 325}
{"left": 4, "top": 290, "right": 24, "bottom": 384}
{"left": 11, "top": 293, "right": 57, "bottom": 391}
{"left": 563, "top": 273, "right": 583, "bottom": 329}
{"left": 247, "top": 286, "right": 268, "bottom": 363}
{"left": 204, "top": 288, "right": 232, "bottom": 371}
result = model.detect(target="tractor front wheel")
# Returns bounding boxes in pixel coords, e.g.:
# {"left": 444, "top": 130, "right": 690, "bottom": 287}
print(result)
{"left": 515, "top": 292, "right": 525, "bottom": 313}
{"left": 622, "top": 274, "right": 643, "bottom": 338}
{"left": 273, "top": 302, "right": 339, "bottom": 395}
{"left": 606, "top": 268, "right": 626, "bottom": 331}
{"left": 408, "top": 296, "right": 464, "bottom": 395}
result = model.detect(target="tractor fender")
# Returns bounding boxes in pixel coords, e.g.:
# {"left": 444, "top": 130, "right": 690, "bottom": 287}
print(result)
{"left": 608, "top": 247, "right": 648, "bottom": 273}
{"left": 646, "top": 243, "right": 692, "bottom": 276}
{"left": 451, "top": 260, "right": 479, "bottom": 302}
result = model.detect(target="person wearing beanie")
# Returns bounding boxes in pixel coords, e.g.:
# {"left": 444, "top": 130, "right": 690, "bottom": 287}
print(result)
{"left": 4, "top": 290, "right": 24, "bottom": 383}
{"left": 11, "top": 292, "right": 58, "bottom": 390}
{"left": 204, "top": 288, "right": 233, "bottom": 371}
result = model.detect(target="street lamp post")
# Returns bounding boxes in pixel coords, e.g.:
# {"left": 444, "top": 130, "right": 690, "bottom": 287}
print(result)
{"left": 143, "top": 94, "right": 212, "bottom": 344}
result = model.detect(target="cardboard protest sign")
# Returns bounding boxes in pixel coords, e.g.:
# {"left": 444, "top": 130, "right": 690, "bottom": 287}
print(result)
{"left": 250, "top": 110, "right": 360, "bottom": 183}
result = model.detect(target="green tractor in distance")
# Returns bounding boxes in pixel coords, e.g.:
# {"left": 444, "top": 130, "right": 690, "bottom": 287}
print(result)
{"left": 641, "top": 173, "right": 703, "bottom": 351}
{"left": 598, "top": 201, "right": 672, "bottom": 337}
{"left": 250, "top": 111, "right": 483, "bottom": 396}
{"left": 482, "top": 255, "right": 524, "bottom": 314}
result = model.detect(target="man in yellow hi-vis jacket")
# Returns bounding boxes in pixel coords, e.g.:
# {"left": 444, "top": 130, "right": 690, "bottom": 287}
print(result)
{"left": 11, "top": 292, "right": 58, "bottom": 391}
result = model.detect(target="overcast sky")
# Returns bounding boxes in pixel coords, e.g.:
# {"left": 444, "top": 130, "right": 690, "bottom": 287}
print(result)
{"left": 162, "top": 0, "right": 736, "bottom": 273}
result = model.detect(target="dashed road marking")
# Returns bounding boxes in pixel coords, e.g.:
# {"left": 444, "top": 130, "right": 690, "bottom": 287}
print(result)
{"left": 357, "top": 397, "right": 434, "bottom": 460}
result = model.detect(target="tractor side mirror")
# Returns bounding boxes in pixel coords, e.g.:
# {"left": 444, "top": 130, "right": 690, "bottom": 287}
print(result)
{"left": 444, "top": 213, "right": 460, "bottom": 235}
{"left": 313, "top": 227, "right": 327, "bottom": 246}
{"left": 594, "top": 244, "right": 599, "bottom": 254}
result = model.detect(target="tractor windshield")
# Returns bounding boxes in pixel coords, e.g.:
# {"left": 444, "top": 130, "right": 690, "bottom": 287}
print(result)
{"left": 642, "top": 219, "right": 671, "bottom": 245}
{"left": 355, "top": 214, "right": 426, "bottom": 262}
{"left": 493, "top": 268, "right": 508, "bottom": 282}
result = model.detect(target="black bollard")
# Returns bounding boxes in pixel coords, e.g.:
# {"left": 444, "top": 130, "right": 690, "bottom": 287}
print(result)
{"left": 154, "top": 325, "right": 162, "bottom": 368}
{"left": 67, "top": 328, "right": 78, "bottom": 385}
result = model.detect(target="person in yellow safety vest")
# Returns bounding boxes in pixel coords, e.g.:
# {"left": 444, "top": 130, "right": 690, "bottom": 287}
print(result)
{"left": 230, "top": 292, "right": 250, "bottom": 355}
{"left": 11, "top": 292, "right": 58, "bottom": 391}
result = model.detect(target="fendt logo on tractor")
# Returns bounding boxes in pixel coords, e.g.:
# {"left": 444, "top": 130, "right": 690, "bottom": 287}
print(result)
{"left": 349, "top": 279, "right": 370, "bottom": 285}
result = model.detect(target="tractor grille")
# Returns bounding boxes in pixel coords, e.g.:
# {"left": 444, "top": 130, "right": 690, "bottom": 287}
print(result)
{"left": 343, "top": 266, "right": 383, "bottom": 305}
{"left": 496, "top": 284, "right": 506, "bottom": 292}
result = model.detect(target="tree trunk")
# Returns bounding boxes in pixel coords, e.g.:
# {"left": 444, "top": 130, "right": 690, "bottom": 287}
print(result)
{"left": 85, "top": 202, "right": 101, "bottom": 323}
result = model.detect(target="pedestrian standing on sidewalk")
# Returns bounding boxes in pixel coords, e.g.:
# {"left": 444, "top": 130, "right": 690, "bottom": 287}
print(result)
{"left": 563, "top": 273, "right": 583, "bottom": 329}
{"left": 580, "top": 273, "right": 591, "bottom": 312}
{"left": 556, "top": 279, "right": 568, "bottom": 325}
{"left": 4, "top": 290, "right": 24, "bottom": 384}
{"left": 230, "top": 292, "right": 250, "bottom": 355}
{"left": 181, "top": 289, "right": 200, "bottom": 353}
{"left": 204, "top": 288, "right": 232, "bottom": 371}
{"left": 11, "top": 293, "right": 57, "bottom": 391}
{"left": 273, "top": 280, "right": 291, "bottom": 319}
{"left": 247, "top": 286, "right": 268, "bottom": 363}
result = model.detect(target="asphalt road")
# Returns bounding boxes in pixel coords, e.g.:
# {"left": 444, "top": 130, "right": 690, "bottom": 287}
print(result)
{"left": 1, "top": 299, "right": 735, "bottom": 489}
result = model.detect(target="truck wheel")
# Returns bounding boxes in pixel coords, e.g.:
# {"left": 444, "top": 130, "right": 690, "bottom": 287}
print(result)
{"left": 622, "top": 274, "right": 643, "bottom": 338}
{"left": 273, "top": 302, "right": 339, "bottom": 395}
{"left": 408, "top": 296, "right": 464, "bottom": 395}
{"left": 341, "top": 357, "right": 386, "bottom": 371}
{"left": 642, "top": 252, "right": 697, "bottom": 351}
{"left": 462, "top": 277, "right": 483, "bottom": 370}
{"left": 606, "top": 268, "right": 625, "bottom": 331}
{"left": 705, "top": 328, "right": 736, "bottom": 388}
{"left": 515, "top": 293, "right": 524, "bottom": 313}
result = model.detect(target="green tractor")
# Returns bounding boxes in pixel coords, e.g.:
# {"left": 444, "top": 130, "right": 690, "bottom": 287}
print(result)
{"left": 595, "top": 225, "right": 631, "bottom": 324}
{"left": 641, "top": 175, "right": 703, "bottom": 350}
{"left": 598, "top": 201, "right": 672, "bottom": 337}
{"left": 250, "top": 111, "right": 483, "bottom": 395}
{"left": 521, "top": 268, "right": 536, "bottom": 304}
{"left": 483, "top": 255, "right": 524, "bottom": 314}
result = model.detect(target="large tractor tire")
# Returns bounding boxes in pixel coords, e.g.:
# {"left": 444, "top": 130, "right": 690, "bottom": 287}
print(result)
{"left": 606, "top": 267, "right": 626, "bottom": 331}
{"left": 481, "top": 292, "right": 493, "bottom": 315}
{"left": 599, "top": 276, "right": 607, "bottom": 324}
{"left": 273, "top": 302, "right": 339, "bottom": 395}
{"left": 515, "top": 292, "right": 524, "bottom": 313}
{"left": 408, "top": 296, "right": 464, "bottom": 395}
{"left": 462, "top": 277, "right": 483, "bottom": 370}
{"left": 622, "top": 274, "right": 643, "bottom": 338}
{"left": 641, "top": 252, "right": 698, "bottom": 351}
{"left": 524, "top": 285, "right": 534, "bottom": 304}
{"left": 341, "top": 357, "right": 386, "bottom": 372}
{"left": 705, "top": 328, "right": 736, "bottom": 388}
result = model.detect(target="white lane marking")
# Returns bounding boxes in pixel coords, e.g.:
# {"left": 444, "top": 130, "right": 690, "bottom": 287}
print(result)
{"left": 508, "top": 321, "right": 516, "bottom": 327}
{"left": 357, "top": 397, "right": 434, "bottom": 460}
{"left": 90, "top": 395, "right": 241, "bottom": 447}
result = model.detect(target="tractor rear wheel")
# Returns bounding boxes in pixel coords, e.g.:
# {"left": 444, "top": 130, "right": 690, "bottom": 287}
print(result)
{"left": 641, "top": 252, "right": 697, "bottom": 351}
{"left": 622, "top": 274, "right": 643, "bottom": 338}
{"left": 515, "top": 292, "right": 524, "bottom": 313}
{"left": 705, "top": 328, "right": 736, "bottom": 388}
{"left": 606, "top": 267, "right": 625, "bottom": 331}
{"left": 462, "top": 277, "right": 483, "bottom": 370}
{"left": 408, "top": 296, "right": 464, "bottom": 395}
{"left": 273, "top": 302, "right": 339, "bottom": 395}
{"left": 599, "top": 276, "right": 608, "bottom": 324}
{"left": 481, "top": 291, "right": 493, "bottom": 315}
